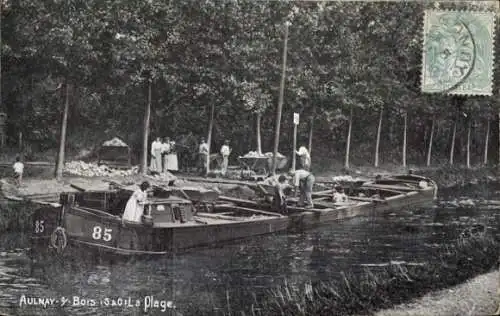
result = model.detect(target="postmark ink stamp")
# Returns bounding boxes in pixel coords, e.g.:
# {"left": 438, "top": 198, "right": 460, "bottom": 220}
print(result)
{"left": 422, "top": 10, "right": 495, "bottom": 95}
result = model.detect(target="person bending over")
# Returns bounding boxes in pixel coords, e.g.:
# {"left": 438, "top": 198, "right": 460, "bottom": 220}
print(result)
{"left": 291, "top": 169, "right": 315, "bottom": 209}
{"left": 273, "top": 175, "right": 292, "bottom": 213}
{"left": 122, "top": 181, "right": 150, "bottom": 223}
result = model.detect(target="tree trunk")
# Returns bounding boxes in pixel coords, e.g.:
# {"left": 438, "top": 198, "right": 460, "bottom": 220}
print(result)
{"left": 206, "top": 102, "right": 215, "bottom": 174}
{"left": 308, "top": 114, "right": 314, "bottom": 157}
{"left": 271, "top": 22, "right": 289, "bottom": 175}
{"left": 55, "top": 83, "right": 70, "bottom": 180}
{"left": 450, "top": 119, "right": 457, "bottom": 165}
{"left": 426, "top": 119, "right": 435, "bottom": 167}
{"left": 345, "top": 106, "right": 353, "bottom": 169}
{"left": 18, "top": 132, "right": 23, "bottom": 160}
{"left": 140, "top": 80, "right": 152, "bottom": 175}
{"left": 498, "top": 111, "right": 500, "bottom": 166}
{"left": 402, "top": 112, "right": 407, "bottom": 167}
{"left": 256, "top": 113, "right": 262, "bottom": 154}
{"left": 466, "top": 119, "right": 471, "bottom": 168}
{"left": 484, "top": 119, "right": 490, "bottom": 165}
{"left": 374, "top": 106, "right": 383, "bottom": 167}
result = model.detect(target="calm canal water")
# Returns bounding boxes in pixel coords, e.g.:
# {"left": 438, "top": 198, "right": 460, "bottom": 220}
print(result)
{"left": 0, "top": 184, "right": 499, "bottom": 316}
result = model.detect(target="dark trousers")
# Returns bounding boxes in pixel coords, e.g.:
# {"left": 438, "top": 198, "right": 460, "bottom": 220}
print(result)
{"left": 198, "top": 153, "right": 207, "bottom": 174}
{"left": 272, "top": 187, "right": 287, "bottom": 214}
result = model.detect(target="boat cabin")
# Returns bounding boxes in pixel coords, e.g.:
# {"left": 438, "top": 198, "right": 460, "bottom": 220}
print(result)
{"left": 59, "top": 190, "right": 195, "bottom": 225}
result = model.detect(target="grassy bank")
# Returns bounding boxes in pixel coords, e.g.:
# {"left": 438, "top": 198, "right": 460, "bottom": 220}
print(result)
{"left": 184, "top": 230, "right": 499, "bottom": 316}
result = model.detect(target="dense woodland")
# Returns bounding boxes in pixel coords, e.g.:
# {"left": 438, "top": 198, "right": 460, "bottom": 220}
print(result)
{"left": 1, "top": 0, "right": 500, "bottom": 174}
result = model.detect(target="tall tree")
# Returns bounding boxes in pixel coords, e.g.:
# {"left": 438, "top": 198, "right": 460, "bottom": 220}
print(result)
{"left": 240, "top": 81, "right": 271, "bottom": 154}
{"left": 426, "top": 118, "right": 435, "bottom": 167}
{"left": 374, "top": 105, "right": 383, "bottom": 167}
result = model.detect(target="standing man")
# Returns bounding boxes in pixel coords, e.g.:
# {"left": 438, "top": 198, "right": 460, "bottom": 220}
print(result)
{"left": 291, "top": 169, "right": 315, "bottom": 209}
{"left": 220, "top": 140, "right": 231, "bottom": 176}
{"left": 198, "top": 137, "right": 209, "bottom": 175}
{"left": 296, "top": 146, "right": 311, "bottom": 171}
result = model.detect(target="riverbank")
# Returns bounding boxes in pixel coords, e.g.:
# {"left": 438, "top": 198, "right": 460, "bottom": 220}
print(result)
{"left": 1, "top": 162, "right": 497, "bottom": 197}
{"left": 374, "top": 269, "right": 499, "bottom": 316}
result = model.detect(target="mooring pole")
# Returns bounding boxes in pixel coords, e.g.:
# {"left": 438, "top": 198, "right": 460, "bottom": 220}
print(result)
{"left": 292, "top": 120, "right": 297, "bottom": 171}
{"left": 271, "top": 21, "right": 289, "bottom": 176}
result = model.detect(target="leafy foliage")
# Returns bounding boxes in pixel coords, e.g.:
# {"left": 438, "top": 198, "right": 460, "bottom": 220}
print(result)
{"left": 1, "top": 0, "right": 499, "bottom": 166}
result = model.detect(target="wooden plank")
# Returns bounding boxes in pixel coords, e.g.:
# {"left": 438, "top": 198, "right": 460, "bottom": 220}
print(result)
{"left": 312, "top": 189, "right": 334, "bottom": 196}
{"left": 362, "top": 184, "right": 414, "bottom": 193}
{"left": 70, "top": 183, "right": 86, "bottom": 191}
{"left": 349, "top": 196, "right": 387, "bottom": 203}
{"left": 197, "top": 213, "right": 245, "bottom": 221}
{"left": 286, "top": 205, "right": 335, "bottom": 213}
{"left": 215, "top": 204, "right": 284, "bottom": 217}
{"left": 219, "top": 195, "right": 260, "bottom": 206}
{"left": 180, "top": 176, "right": 254, "bottom": 186}
{"left": 312, "top": 197, "right": 330, "bottom": 202}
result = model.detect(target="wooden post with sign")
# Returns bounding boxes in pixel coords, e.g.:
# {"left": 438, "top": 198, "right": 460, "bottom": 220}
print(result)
{"left": 292, "top": 112, "right": 299, "bottom": 171}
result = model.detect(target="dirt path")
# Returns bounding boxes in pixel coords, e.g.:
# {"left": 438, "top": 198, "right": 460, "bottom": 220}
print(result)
{"left": 374, "top": 270, "right": 499, "bottom": 316}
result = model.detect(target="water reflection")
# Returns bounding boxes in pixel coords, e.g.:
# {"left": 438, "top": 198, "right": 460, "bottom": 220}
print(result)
{"left": 0, "top": 186, "right": 498, "bottom": 315}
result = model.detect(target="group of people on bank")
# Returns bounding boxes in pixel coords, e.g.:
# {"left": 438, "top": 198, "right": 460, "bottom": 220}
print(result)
{"left": 150, "top": 137, "right": 178, "bottom": 173}
{"left": 125, "top": 139, "right": 348, "bottom": 223}
{"left": 197, "top": 138, "right": 232, "bottom": 176}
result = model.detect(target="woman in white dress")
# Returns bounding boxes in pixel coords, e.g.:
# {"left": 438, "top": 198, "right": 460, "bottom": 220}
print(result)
{"left": 162, "top": 137, "right": 171, "bottom": 172}
{"left": 150, "top": 137, "right": 162, "bottom": 172}
{"left": 166, "top": 140, "right": 179, "bottom": 172}
{"left": 161, "top": 137, "right": 170, "bottom": 172}
{"left": 122, "top": 181, "right": 150, "bottom": 223}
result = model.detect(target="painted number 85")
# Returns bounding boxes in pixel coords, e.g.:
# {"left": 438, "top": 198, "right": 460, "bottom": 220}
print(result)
{"left": 92, "top": 226, "right": 113, "bottom": 241}
{"left": 34, "top": 220, "right": 44, "bottom": 233}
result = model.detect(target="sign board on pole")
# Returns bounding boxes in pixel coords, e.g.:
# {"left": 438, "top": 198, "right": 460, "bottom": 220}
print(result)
{"left": 293, "top": 112, "right": 299, "bottom": 125}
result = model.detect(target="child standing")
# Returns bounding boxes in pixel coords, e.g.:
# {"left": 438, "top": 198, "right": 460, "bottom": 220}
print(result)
{"left": 13, "top": 156, "right": 24, "bottom": 187}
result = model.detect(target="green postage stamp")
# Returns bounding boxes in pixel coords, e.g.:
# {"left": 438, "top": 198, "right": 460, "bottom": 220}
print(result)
{"left": 422, "top": 10, "right": 496, "bottom": 96}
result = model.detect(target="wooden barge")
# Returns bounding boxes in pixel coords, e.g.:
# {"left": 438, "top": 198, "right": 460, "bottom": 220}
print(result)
{"left": 29, "top": 174, "right": 437, "bottom": 257}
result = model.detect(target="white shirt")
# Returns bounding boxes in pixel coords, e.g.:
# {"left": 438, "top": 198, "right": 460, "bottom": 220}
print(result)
{"left": 418, "top": 181, "right": 429, "bottom": 189}
{"left": 220, "top": 145, "right": 231, "bottom": 156}
{"left": 296, "top": 147, "right": 311, "bottom": 165}
{"left": 122, "top": 189, "right": 147, "bottom": 222}
{"left": 13, "top": 162, "right": 24, "bottom": 174}
{"left": 296, "top": 146, "right": 310, "bottom": 157}
{"left": 161, "top": 142, "right": 170, "bottom": 154}
{"left": 151, "top": 140, "right": 162, "bottom": 155}
{"left": 293, "top": 169, "right": 311, "bottom": 187}
{"left": 199, "top": 142, "right": 209, "bottom": 154}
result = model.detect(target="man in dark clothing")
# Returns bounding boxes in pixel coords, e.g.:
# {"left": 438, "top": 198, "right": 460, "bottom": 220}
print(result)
{"left": 272, "top": 175, "right": 291, "bottom": 214}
